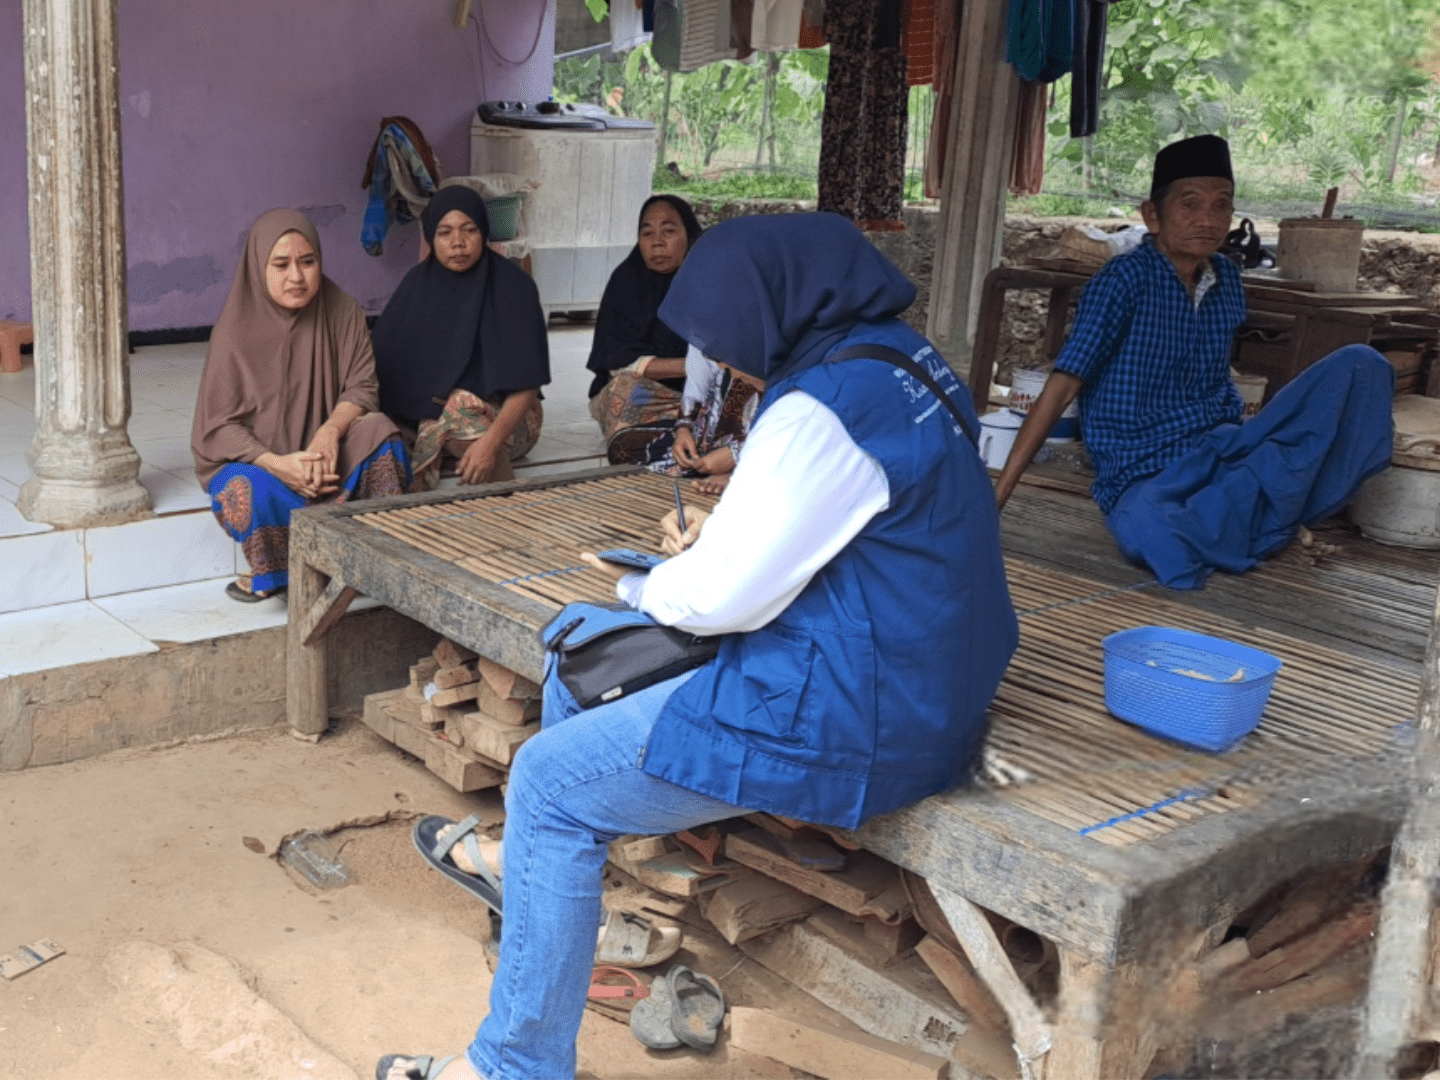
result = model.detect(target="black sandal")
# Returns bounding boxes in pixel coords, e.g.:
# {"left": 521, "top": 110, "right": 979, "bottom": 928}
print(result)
{"left": 225, "top": 577, "right": 284, "bottom": 603}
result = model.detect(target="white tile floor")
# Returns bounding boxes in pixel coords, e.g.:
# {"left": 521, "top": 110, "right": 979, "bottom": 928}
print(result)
{"left": 0, "top": 323, "right": 609, "bottom": 674}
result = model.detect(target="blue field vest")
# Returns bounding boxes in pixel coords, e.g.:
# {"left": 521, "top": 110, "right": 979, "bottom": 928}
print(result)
{"left": 639, "top": 320, "right": 1019, "bottom": 829}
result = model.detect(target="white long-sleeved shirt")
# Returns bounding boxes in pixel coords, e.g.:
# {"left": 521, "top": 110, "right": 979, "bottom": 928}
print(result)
{"left": 616, "top": 389, "right": 891, "bottom": 634}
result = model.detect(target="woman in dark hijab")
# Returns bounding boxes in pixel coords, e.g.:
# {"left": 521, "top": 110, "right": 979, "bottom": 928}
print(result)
{"left": 192, "top": 209, "right": 409, "bottom": 602}
{"left": 587, "top": 195, "right": 756, "bottom": 490}
{"left": 373, "top": 185, "right": 550, "bottom": 490}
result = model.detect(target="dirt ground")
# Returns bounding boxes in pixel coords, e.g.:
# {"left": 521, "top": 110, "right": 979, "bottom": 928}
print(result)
{"left": 0, "top": 720, "right": 800, "bottom": 1080}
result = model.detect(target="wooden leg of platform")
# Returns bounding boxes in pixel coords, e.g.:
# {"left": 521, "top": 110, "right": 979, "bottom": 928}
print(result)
{"left": 1043, "top": 950, "right": 1159, "bottom": 1080}
{"left": 287, "top": 557, "right": 329, "bottom": 740}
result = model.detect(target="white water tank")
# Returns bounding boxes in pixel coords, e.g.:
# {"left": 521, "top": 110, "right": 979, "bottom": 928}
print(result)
{"left": 470, "top": 111, "right": 655, "bottom": 314}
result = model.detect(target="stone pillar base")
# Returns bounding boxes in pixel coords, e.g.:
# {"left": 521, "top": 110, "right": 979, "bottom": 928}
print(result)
{"left": 18, "top": 436, "right": 151, "bottom": 528}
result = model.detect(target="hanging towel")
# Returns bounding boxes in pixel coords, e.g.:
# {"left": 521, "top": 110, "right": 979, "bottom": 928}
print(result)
{"left": 751, "top": 0, "right": 804, "bottom": 50}
{"left": 923, "top": 0, "right": 957, "bottom": 197}
{"left": 1069, "top": 0, "right": 1109, "bottom": 137}
{"left": 1009, "top": 80, "right": 1048, "bottom": 195}
{"left": 1005, "top": 0, "right": 1073, "bottom": 83}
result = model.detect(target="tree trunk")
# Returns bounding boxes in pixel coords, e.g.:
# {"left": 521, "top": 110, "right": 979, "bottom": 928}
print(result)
{"left": 757, "top": 53, "right": 779, "bottom": 167}
{"left": 703, "top": 67, "right": 730, "bottom": 168}
{"left": 1385, "top": 94, "right": 1409, "bottom": 186}
{"left": 656, "top": 70, "right": 673, "bottom": 172}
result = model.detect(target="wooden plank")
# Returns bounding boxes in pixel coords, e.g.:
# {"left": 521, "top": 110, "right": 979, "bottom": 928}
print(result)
{"left": 915, "top": 935, "right": 1011, "bottom": 1037}
{"left": 433, "top": 662, "right": 479, "bottom": 691}
{"left": 728, "top": 1005, "right": 951, "bottom": 1080}
{"left": 428, "top": 681, "right": 480, "bottom": 709}
{"left": 928, "top": 885, "right": 1051, "bottom": 1066}
{"left": 697, "top": 875, "right": 824, "bottom": 945}
{"left": 422, "top": 735, "right": 505, "bottom": 792}
{"left": 477, "top": 656, "right": 541, "bottom": 701}
{"left": 454, "top": 710, "right": 538, "bottom": 766}
{"left": 476, "top": 681, "right": 542, "bottom": 725}
{"left": 360, "top": 688, "right": 401, "bottom": 742}
{"left": 300, "top": 578, "right": 358, "bottom": 646}
{"left": 433, "top": 637, "right": 477, "bottom": 670}
{"left": 726, "top": 829, "right": 911, "bottom": 921}
{"left": 633, "top": 852, "right": 741, "bottom": 897}
{"left": 740, "top": 917, "right": 1019, "bottom": 1080}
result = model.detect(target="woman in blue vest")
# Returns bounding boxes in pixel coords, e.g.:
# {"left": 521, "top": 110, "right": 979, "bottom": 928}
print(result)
{"left": 378, "top": 214, "right": 1018, "bottom": 1080}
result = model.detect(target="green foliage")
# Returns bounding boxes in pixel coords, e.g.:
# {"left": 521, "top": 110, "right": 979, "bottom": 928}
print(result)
{"left": 583, "top": 0, "right": 607, "bottom": 22}
{"left": 654, "top": 169, "right": 819, "bottom": 201}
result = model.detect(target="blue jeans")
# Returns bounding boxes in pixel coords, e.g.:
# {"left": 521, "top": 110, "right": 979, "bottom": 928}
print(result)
{"left": 468, "top": 664, "right": 741, "bottom": 1080}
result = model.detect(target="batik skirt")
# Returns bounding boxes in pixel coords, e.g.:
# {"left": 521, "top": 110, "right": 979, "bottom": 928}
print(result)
{"left": 411, "top": 388, "right": 545, "bottom": 492}
{"left": 597, "top": 369, "right": 759, "bottom": 475}
{"left": 207, "top": 438, "right": 412, "bottom": 594}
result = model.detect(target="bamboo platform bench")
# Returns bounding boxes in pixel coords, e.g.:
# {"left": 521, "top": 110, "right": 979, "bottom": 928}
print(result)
{"left": 286, "top": 466, "right": 1436, "bottom": 1078}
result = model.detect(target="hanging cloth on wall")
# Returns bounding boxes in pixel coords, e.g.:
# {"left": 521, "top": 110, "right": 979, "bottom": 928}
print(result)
{"left": 1005, "top": 0, "right": 1073, "bottom": 83}
{"left": 902, "top": 0, "right": 936, "bottom": 86}
{"left": 1069, "top": 0, "right": 1110, "bottom": 137}
{"left": 817, "top": 0, "right": 909, "bottom": 230}
{"left": 653, "top": 0, "right": 738, "bottom": 72}
{"left": 798, "top": 0, "right": 827, "bottom": 45}
{"left": 360, "top": 118, "right": 445, "bottom": 256}
{"left": 922, "top": 0, "right": 958, "bottom": 198}
{"left": 1009, "top": 80, "right": 1049, "bottom": 195}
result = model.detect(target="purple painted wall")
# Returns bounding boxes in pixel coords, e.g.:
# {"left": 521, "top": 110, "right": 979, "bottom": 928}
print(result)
{"left": 0, "top": 0, "right": 555, "bottom": 330}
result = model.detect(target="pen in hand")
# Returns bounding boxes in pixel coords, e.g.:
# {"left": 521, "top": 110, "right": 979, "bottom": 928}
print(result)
{"left": 673, "top": 480, "right": 688, "bottom": 538}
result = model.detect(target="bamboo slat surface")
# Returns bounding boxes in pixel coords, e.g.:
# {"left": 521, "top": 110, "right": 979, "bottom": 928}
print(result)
{"left": 353, "top": 471, "right": 1426, "bottom": 852}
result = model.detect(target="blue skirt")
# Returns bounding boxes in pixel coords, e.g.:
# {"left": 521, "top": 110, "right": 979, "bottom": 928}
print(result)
{"left": 207, "top": 438, "right": 411, "bottom": 593}
{"left": 1105, "top": 345, "right": 1394, "bottom": 589}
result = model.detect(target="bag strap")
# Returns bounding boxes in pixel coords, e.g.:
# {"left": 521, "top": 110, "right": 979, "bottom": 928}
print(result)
{"left": 826, "top": 343, "right": 978, "bottom": 444}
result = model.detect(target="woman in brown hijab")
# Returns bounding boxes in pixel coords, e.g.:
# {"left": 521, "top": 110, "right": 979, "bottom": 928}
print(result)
{"left": 192, "top": 209, "right": 410, "bottom": 600}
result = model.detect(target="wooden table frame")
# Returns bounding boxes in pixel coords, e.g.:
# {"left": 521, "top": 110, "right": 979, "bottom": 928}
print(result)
{"left": 967, "top": 263, "right": 1440, "bottom": 415}
{"left": 287, "top": 468, "right": 1411, "bottom": 1079}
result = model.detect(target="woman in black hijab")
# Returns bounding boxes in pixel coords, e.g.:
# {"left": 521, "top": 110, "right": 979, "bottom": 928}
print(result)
{"left": 374, "top": 185, "right": 550, "bottom": 489}
{"left": 588, "top": 194, "right": 756, "bottom": 490}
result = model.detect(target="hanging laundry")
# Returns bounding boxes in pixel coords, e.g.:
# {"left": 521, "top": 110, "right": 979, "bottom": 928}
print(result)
{"left": 818, "top": 0, "right": 908, "bottom": 230}
{"left": 923, "top": 0, "right": 958, "bottom": 198}
{"left": 644, "top": 0, "right": 656, "bottom": 30}
{"left": 798, "top": 0, "right": 827, "bottom": 46}
{"left": 1009, "top": 80, "right": 1049, "bottom": 195}
{"left": 1069, "top": 0, "right": 1112, "bottom": 137}
{"left": 360, "top": 117, "right": 444, "bottom": 256}
{"left": 902, "top": 0, "right": 936, "bottom": 87}
{"left": 653, "top": 0, "right": 737, "bottom": 72}
{"left": 751, "top": 0, "right": 804, "bottom": 50}
{"left": 1005, "top": 0, "right": 1073, "bottom": 83}
{"left": 612, "top": 0, "right": 651, "bottom": 51}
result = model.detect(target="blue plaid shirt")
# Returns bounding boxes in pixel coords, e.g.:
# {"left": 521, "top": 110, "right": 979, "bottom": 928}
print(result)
{"left": 1054, "top": 238, "right": 1246, "bottom": 512}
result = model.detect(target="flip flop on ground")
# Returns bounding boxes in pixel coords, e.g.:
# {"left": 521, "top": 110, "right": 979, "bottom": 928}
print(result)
{"left": 594, "top": 908, "right": 683, "bottom": 969}
{"left": 628, "top": 971, "right": 682, "bottom": 1050}
{"left": 588, "top": 965, "right": 650, "bottom": 1000}
{"left": 374, "top": 1052, "right": 458, "bottom": 1080}
{"left": 225, "top": 575, "right": 284, "bottom": 603}
{"left": 665, "top": 964, "right": 726, "bottom": 1052}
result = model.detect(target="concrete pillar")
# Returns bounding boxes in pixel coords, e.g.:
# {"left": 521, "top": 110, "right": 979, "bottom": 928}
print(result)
{"left": 20, "top": 0, "right": 150, "bottom": 527}
{"left": 926, "top": 0, "right": 1021, "bottom": 374}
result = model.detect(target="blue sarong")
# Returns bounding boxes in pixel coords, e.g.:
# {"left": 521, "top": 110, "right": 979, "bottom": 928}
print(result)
{"left": 208, "top": 438, "right": 411, "bottom": 593}
{"left": 1105, "top": 345, "right": 1394, "bottom": 590}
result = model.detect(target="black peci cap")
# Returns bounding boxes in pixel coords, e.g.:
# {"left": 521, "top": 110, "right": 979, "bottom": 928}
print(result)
{"left": 1151, "top": 134, "right": 1233, "bottom": 201}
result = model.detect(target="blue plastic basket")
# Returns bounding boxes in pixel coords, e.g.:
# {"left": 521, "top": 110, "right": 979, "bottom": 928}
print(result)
{"left": 1101, "top": 626, "right": 1282, "bottom": 752}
